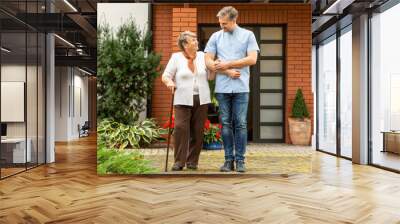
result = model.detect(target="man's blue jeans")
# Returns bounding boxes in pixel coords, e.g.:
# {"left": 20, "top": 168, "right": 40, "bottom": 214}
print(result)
{"left": 215, "top": 93, "right": 249, "bottom": 162}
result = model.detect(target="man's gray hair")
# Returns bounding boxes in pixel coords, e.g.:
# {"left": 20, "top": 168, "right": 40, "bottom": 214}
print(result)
{"left": 177, "top": 31, "right": 196, "bottom": 51}
{"left": 216, "top": 6, "right": 238, "bottom": 20}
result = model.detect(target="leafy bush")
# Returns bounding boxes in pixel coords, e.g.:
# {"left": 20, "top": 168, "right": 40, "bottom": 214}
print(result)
{"left": 97, "top": 118, "right": 163, "bottom": 150}
{"left": 97, "top": 147, "right": 157, "bottom": 174}
{"left": 97, "top": 18, "right": 161, "bottom": 124}
{"left": 291, "top": 88, "right": 310, "bottom": 119}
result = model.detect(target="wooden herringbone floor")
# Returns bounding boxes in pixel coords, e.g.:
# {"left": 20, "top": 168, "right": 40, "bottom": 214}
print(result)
{"left": 1, "top": 136, "right": 400, "bottom": 224}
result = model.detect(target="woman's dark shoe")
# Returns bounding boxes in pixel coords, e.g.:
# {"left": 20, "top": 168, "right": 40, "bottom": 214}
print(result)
{"left": 220, "top": 161, "right": 235, "bottom": 172}
{"left": 236, "top": 160, "right": 246, "bottom": 173}
{"left": 171, "top": 163, "right": 183, "bottom": 171}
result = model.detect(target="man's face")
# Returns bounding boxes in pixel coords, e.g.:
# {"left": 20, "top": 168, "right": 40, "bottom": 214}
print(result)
{"left": 219, "top": 15, "right": 236, "bottom": 32}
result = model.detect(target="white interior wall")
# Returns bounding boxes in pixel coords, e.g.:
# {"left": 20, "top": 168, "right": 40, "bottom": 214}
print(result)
{"left": 55, "top": 66, "right": 68, "bottom": 141}
{"left": 1, "top": 63, "right": 45, "bottom": 164}
{"left": 1, "top": 65, "right": 29, "bottom": 138}
{"left": 71, "top": 71, "right": 89, "bottom": 139}
{"left": 55, "top": 67, "right": 89, "bottom": 141}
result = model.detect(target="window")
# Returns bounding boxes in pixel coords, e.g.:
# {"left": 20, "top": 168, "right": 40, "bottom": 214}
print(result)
{"left": 370, "top": 4, "right": 400, "bottom": 171}
{"left": 0, "top": 2, "right": 46, "bottom": 179}
{"left": 340, "top": 27, "right": 352, "bottom": 158}
{"left": 317, "top": 35, "right": 337, "bottom": 154}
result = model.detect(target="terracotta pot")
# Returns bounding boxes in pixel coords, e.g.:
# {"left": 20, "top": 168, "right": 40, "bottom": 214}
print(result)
{"left": 288, "top": 117, "right": 311, "bottom": 145}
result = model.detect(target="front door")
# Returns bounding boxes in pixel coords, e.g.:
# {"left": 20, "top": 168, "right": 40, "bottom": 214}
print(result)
{"left": 253, "top": 26, "right": 286, "bottom": 143}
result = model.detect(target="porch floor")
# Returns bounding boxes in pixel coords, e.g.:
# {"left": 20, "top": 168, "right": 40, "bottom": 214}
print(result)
{"left": 138, "top": 143, "right": 313, "bottom": 174}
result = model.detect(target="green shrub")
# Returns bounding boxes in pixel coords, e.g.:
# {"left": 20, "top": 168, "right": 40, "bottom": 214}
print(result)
{"left": 97, "top": 118, "right": 163, "bottom": 150}
{"left": 97, "top": 147, "right": 157, "bottom": 174}
{"left": 291, "top": 88, "right": 310, "bottom": 119}
{"left": 97, "top": 18, "right": 161, "bottom": 124}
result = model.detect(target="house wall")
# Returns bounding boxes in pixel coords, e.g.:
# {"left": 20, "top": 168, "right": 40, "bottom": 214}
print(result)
{"left": 151, "top": 3, "right": 312, "bottom": 143}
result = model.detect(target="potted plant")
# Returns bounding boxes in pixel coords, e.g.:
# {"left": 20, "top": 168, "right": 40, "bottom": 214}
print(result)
{"left": 288, "top": 88, "right": 311, "bottom": 145}
{"left": 203, "top": 119, "right": 223, "bottom": 150}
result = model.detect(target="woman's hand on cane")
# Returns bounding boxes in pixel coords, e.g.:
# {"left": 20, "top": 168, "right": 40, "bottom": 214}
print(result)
{"left": 166, "top": 81, "right": 176, "bottom": 94}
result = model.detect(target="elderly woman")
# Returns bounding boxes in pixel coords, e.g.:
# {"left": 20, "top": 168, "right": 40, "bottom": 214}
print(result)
{"left": 162, "top": 31, "right": 215, "bottom": 171}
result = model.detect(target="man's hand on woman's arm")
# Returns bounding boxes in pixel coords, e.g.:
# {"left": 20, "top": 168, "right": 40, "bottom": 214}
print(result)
{"left": 215, "top": 51, "right": 258, "bottom": 70}
{"left": 205, "top": 53, "right": 241, "bottom": 79}
{"left": 223, "top": 69, "right": 241, "bottom": 79}
{"left": 208, "top": 69, "right": 240, "bottom": 80}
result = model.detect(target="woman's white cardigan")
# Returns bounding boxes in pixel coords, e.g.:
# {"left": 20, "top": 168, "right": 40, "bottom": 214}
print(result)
{"left": 162, "top": 51, "right": 211, "bottom": 106}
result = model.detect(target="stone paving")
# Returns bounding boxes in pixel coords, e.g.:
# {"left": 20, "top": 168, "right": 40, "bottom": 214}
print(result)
{"left": 134, "top": 143, "right": 314, "bottom": 174}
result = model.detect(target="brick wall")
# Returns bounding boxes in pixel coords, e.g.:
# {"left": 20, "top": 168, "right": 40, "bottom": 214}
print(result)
{"left": 152, "top": 4, "right": 312, "bottom": 143}
{"left": 172, "top": 8, "right": 197, "bottom": 52}
{"left": 152, "top": 5, "right": 172, "bottom": 120}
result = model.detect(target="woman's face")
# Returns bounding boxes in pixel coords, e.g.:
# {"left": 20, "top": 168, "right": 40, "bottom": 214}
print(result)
{"left": 184, "top": 35, "right": 198, "bottom": 52}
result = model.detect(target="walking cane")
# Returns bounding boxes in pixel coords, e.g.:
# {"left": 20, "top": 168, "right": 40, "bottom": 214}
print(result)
{"left": 164, "top": 92, "right": 174, "bottom": 172}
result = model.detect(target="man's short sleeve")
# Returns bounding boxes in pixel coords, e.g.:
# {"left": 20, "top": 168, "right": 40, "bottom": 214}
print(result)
{"left": 247, "top": 32, "right": 259, "bottom": 53}
{"left": 162, "top": 53, "right": 177, "bottom": 80}
{"left": 204, "top": 33, "right": 217, "bottom": 55}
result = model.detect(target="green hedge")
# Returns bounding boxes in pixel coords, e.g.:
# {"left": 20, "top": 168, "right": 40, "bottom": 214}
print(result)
{"left": 97, "top": 18, "right": 161, "bottom": 124}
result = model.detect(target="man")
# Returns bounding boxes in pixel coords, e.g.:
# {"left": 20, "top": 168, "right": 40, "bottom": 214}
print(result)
{"left": 205, "top": 6, "right": 259, "bottom": 172}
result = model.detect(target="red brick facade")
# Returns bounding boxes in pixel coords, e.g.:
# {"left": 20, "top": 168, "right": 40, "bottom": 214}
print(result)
{"left": 152, "top": 4, "right": 312, "bottom": 143}
{"left": 172, "top": 8, "right": 197, "bottom": 52}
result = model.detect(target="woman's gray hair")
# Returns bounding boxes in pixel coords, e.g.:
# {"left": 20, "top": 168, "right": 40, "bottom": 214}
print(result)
{"left": 216, "top": 6, "right": 238, "bottom": 21}
{"left": 177, "top": 31, "right": 196, "bottom": 51}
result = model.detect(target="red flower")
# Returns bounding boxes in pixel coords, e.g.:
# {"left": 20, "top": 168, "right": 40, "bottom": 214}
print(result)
{"left": 218, "top": 123, "right": 222, "bottom": 130}
{"left": 204, "top": 119, "right": 211, "bottom": 130}
{"left": 162, "top": 115, "right": 175, "bottom": 129}
{"left": 162, "top": 122, "right": 169, "bottom": 129}
{"left": 216, "top": 131, "right": 221, "bottom": 139}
